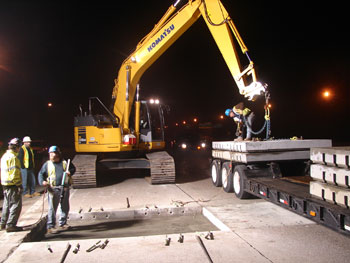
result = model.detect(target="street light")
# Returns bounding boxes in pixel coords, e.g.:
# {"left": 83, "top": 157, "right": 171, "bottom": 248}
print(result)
{"left": 48, "top": 102, "right": 53, "bottom": 107}
{"left": 322, "top": 89, "right": 332, "bottom": 100}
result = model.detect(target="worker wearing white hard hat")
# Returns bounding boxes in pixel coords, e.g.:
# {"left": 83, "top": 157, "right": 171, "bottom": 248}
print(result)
{"left": 0, "top": 138, "right": 23, "bottom": 232}
{"left": 18, "top": 136, "right": 40, "bottom": 198}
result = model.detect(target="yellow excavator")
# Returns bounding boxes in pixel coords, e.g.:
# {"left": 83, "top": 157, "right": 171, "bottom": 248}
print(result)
{"left": 73, "top": 0, "right": 267, "bottom": 188}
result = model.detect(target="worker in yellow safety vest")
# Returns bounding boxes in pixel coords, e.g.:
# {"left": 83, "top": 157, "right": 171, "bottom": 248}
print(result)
{"left": 18, "top": 136, "right": 40, "bottom": 198}
{"left": 0, "top": 138, "right": 23, "bottom": 232}
{"left": 38, "top": 146, "right": 76, "bottom": 234}
{"left": 225, "top": 102, "right": 255, "bottom": 141}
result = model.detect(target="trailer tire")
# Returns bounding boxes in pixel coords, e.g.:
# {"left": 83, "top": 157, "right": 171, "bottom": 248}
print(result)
{"left": 222, "top": 162, "right": 234, "bottom": 193}
{"left": 211, "top": 160, "right": 222, "bottom": 187}
{"left": 233, "top": 165, "right": 253, "bottom": 199}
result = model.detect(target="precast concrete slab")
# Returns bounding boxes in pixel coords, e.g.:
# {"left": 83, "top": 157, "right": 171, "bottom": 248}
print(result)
{"left": 212, "top": 149, "right": 310, "bottom": 163}
{"left": 6, "top": 231, "right": 272, "bottom": 263}
{"left": 212, "top": 139, "right": 332, "bottom": 152}
{"left": 235, "top": 223, "right": 350, "bottom": 263}
{"left": 311, "top": 146, "right": 350, "bottom": 168}
{"left": 310, "top": 180, "right": 350, "bottom": 208}
{"left": 310, "top": 164, "right": 350, "bottom": 188}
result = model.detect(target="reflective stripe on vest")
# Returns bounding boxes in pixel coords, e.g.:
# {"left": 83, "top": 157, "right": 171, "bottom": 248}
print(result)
{"left": 47, "top": 160, "right": 67, "bottom": 186}
{"left": 1, "top": 150, "right": 22, "bottom": 186}
{"left": 22, "top": 145, "right": 35, "bottom": 168}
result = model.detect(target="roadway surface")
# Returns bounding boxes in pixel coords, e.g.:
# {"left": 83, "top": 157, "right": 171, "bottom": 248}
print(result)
{"left": 1, "top": 149, "right": 350, "bottom": 263}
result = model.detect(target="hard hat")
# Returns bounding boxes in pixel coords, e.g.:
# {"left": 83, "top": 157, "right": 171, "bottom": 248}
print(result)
{"left": 225, "top": 109, "right": 232, "bottom": 117}
{"left": 48, "top": 145, "right": 60, "bottom": 153}
{"left": 23, "top": 136, "right": 32, "bottom": 143}
{"left": 9, "top": 138, "right": 21, "bottom": 146}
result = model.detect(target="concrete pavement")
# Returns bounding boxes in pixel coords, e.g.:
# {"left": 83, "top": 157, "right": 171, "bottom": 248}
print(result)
{"left": 1, "top": 151, "right": 350, "bottom": 262}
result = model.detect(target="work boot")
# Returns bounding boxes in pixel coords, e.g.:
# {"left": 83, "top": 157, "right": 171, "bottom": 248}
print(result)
{"left": 23, "top": 194, "right": 32, "bottom": 198}
{"left": 47, "top": 228, "right": 59, "bottom": 234}
{"left": 58, "top": 224, "right": 71, "bottom": 231}
{"left": 32, "top": 192, "right": 41, "bottom": 197}
{"left": 6, "top": 226, "right": 23, "bottom": 232}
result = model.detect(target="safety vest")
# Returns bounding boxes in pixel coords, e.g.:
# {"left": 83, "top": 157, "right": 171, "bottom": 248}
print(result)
{"left": 47, "top": 160, "right": 68, "bottom": 186}
{"left": 1, "top": 150, "right": 22, "bottom": 186}
{"left": 21, "top": 145, "right": 35, "bottom": 169}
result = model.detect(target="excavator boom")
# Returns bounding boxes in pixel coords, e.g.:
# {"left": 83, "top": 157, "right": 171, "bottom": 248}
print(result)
{"left": 112, "top": 0, "right": 266, "bottom": 131}
{"left": 73, "top": 0, "right": 267, "bottom": 188}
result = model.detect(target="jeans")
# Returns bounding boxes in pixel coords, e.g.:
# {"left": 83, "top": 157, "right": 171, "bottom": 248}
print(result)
{"left": 1, "top": 187, "right": 22, "bottom": 227}
{"left": 47, "top": 187, "right": 70, "bottom": 229}
{"left": 21, "top": 168, "right": 36, "bottom": 195}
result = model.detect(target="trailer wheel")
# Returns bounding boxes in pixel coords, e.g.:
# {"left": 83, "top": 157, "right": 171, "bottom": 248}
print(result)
{"left": 222, "top": 162, "right": 234, "bottom": 193}
{"left": 233, "top": 165, "right": 252, "bottom": 199}
{"left": 211, "top": 160, "right": 222, "bottom": 187}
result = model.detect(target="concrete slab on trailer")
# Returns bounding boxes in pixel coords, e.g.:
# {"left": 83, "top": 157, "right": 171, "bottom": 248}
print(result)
{"left": 310, "top": 180, "right": 350, "bottom": 208}
{"left": 311, "top": 146, "right": 350, "bottom": 168}
{"left": 212, "top": 139, "right": 332, "bottom": 153}
{"left": 212, "top": 149, "right": 310, "bottom": 163}
{"left": 310, "top": 164, "right": 350, "bottom": 188}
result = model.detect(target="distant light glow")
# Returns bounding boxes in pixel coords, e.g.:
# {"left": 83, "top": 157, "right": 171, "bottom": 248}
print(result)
{"left": 182, "top": 121, "right": 186, "bottom": 125}
{"left": 193, "top": 118, "right": 198, "bottom": 122}
{"left": 48, "top": 102, "right": 53, "bottom": 107}
{"left": 322, "top": 89, "right": 332, "bottom": 100}
{"left": 220, "top": 115, "right": 224, "bottom": 119}
{"left": 181, "top": 143, "right": 187, "bottom": 149}
{"left": 149, "top": 98, "right": 160, "bottom": 104}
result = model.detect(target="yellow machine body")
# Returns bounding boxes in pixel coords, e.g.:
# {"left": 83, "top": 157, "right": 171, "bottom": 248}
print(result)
{"left": 74, "top": 0, "right": 266, "bottom": 154}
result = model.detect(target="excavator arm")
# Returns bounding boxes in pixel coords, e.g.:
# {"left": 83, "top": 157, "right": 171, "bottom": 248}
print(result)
{"left": 73, "top": 0, "right": 268, "bottom": 188}
{"left": 112, "top": 0, "right": 266, "bottom": 131}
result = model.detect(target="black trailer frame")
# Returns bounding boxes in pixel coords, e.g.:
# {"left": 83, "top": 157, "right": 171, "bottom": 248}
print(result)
{"left": 211, "top": 158, "right": 350, "bottom": 237}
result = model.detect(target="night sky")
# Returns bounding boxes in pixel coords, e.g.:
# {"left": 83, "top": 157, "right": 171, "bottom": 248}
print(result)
{"left": 0, "top": 1, "right": 349, "bottom": 147}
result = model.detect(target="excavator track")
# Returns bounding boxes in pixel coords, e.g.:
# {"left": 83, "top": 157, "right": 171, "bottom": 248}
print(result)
{"left": 146, "top": 151, "right": 175, "bottom": 184}
{"left": 72, "top": 154, "right": 97, "bottom": 188}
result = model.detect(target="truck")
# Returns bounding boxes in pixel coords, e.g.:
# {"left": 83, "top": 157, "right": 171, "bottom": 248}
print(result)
{"left": 210, "top": 139, "right": 350, "bottom": 236}
{"left": 73, "top": 0, "right": 268, "bottom": 188}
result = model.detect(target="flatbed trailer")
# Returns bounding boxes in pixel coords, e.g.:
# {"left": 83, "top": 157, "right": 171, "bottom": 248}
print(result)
{"left": 210, "top": 139, "right": 350, "bottom": 236}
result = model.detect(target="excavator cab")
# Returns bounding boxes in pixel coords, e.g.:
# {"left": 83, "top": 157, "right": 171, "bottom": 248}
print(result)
{"left": 74, "top": 97, "right": 166, "bottom": 153}
{"left": 138, "top": 101, "right": 165, "bottom": 148}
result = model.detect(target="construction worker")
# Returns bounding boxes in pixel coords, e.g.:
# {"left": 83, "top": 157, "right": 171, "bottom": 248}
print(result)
{"left": 225, "top": 102, "right": 255, "bottom": 141}
{"left": 38, "top": 146, "right": 75, "bottom": 234}
{"left": 18, "top": 136, "right": 40, "bottom": 198}
{"left": 0, "top": 138, "right": 23, "bottom": 232}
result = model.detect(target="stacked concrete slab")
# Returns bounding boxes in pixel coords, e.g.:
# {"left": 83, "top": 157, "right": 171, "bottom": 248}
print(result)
{"left": 310, "top": 147, "right": 350, "bottom": 208}
{"left": 212, "top": 139, "right": 332, "bottom": 163}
